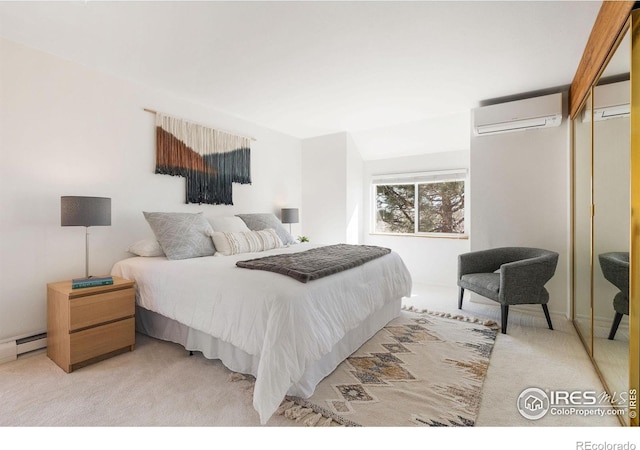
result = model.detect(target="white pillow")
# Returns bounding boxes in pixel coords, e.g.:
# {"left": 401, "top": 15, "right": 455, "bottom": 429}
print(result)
{"left": 128, "top": 239, "right": 165, "bottom": 257}
{"left": 208, "top": 216, "right": 251, "bottom": 233}
{"left": 210, "top": 229, "right": 283, "bottom": 256}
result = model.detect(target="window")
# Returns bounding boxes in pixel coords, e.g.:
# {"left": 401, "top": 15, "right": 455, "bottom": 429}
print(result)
{"left": 372, "top": 170, "right": 467, "bottom": 237}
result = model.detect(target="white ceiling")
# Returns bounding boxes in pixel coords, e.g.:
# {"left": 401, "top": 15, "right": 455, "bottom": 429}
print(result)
{"left": 0, "top": 1, "right": 603, "bottom": 159}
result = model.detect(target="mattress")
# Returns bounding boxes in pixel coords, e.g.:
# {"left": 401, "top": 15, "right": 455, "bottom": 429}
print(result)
{"left": 111, "top": 243, "right": 412, "bottom": 424}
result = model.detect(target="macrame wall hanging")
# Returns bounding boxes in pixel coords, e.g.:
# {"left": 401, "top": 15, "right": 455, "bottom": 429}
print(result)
{"left": 150, "top": 110, "right": 252, "bottom": 205}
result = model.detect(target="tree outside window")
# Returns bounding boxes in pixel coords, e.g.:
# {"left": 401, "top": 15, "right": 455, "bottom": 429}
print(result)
{"left": 375, "top": 184, "right": 415, "bottom": 233}
{"left": 374, "top": 176, "right": 465, "bottom": 236}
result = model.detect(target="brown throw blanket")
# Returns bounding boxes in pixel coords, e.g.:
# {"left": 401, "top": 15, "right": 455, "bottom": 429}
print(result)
{"left": 236, "top": 244, "right": 391, "bottom": 283}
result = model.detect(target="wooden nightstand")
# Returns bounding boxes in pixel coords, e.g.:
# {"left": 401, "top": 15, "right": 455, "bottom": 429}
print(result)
{"left": 47, "top": 276, "right": 135, "bottom": 373}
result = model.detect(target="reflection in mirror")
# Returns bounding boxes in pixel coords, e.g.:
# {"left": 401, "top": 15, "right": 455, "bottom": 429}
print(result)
{"left": 592, "top": 28, "right": 630, "bottom": 424}
{"left": 574, "top": 89, "right": 593, "bottom": 356}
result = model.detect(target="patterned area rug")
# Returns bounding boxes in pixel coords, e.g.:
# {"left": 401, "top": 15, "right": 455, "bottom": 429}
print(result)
{"left": 277, "top": 309, "right": 499, "bottom": 426}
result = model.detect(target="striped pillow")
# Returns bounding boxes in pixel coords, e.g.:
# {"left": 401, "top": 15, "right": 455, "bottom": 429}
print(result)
{"left": 210, "top": 228, "right": 283, "bottom": 256}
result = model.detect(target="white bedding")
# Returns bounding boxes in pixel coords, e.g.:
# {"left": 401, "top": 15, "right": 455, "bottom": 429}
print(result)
{"left": 111, "top": 243, "right": 412, "bottom": 424}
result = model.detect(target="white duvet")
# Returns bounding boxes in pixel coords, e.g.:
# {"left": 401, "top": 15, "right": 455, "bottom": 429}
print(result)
{"left": 111, "top": 243, "right": 412, "bottom": 424}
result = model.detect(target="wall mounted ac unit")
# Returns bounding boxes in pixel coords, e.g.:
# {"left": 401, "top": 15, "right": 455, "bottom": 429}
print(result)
{"left": 473, "top": 92, "right": 563, "bottom": 136}
{"left": 582, "top": 79, "right": 630, "bottom": 122}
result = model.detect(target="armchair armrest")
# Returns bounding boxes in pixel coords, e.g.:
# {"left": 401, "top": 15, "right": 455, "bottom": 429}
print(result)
{"left": 500, "top": 253, "right": 558, "bottom": 303}
{"left": 458, "top": 248, "right": 517, "bottom": 279}
{"left": 598, "top": 252, "right": 629, "bottom": 295}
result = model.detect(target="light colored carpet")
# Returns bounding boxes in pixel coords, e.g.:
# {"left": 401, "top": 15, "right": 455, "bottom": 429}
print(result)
{"left": 0, "top": 331, "right": 291, "bottom": 427}
{"left": 0, "top": 282, "right": 631, "bottom": 448}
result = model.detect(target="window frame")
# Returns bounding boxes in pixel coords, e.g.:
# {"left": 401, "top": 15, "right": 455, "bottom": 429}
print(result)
{"left": 370, "top": 169, "right": 468, "bottom": 239}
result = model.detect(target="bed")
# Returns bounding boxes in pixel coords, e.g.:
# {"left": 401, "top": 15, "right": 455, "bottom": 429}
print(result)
{"left": 110, "top": 213, "right": 412, "bottom": 424}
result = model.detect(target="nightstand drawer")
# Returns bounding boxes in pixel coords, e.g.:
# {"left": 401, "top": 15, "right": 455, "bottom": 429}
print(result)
{"left": 69, "top": 317, "right": 135, "bottom": 364}
{"left": 69, "top": 288, "right": 135, "bottom": 331}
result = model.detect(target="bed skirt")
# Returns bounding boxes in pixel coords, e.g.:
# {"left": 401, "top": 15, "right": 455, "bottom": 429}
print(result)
{"left": 135, "top": 299, "right": 401, "bottom": 400}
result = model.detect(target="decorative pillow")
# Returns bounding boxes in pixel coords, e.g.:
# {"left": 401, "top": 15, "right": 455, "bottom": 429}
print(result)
{"left": 143, "top": 211, "right": 216, "bottom": 260}
{"left": 210, "top": 229, "right": 283, "bottom": 256}
{"left": 208, "top": 216, "right": 251, "bottom": 233}
{"left": 127, "top": 239, "right": 165, "bottom": 257}
{"left": 236, "top": 213, "right": 296, "bottom": 245}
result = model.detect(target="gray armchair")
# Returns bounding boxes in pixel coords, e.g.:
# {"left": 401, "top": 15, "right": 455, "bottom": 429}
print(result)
{"left": 598, "top": 252, "right": 629, "bottom": 340}
{"left": 457, "top": 247, "right": 559, "bottom": 334}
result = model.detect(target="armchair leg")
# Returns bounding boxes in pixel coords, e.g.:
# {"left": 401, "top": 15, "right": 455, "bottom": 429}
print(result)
{"left": 542, "top": 304, "right": 553, "bottom": 330}
{"left": 608, "top": 312, "right": 624, "bottom": 340}
{"left": 458, "top": 287, "right": 464, "bottom": 309}
{"left": 500, "top": 305, "right": 509, "bottom": 334}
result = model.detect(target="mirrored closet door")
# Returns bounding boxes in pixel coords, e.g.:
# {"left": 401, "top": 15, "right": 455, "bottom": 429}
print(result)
{"left": 573, "top": 89, "right": 593, "bottom": 356}
{"left": 592, "top": 40, "right": 631, "bottom": 418}
{"left": 572, "top": 19, "right": 634, "bottom": 425}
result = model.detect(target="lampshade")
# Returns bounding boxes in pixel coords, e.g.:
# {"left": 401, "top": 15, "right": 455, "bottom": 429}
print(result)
{"left": 61, "top": 196, "right": 111, "bottom": 227}
{"left": 281, "top": 208, "right": 299, "bottom": 224}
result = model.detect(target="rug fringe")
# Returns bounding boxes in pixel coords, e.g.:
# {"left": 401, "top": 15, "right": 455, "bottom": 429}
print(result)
{"left": 401, "top": 305, "right": 500, "bottom": 330}
{"left": 225, "top": 376, "right": 352, "bottom": 426}
{"left": 278, "top": 396, "right": 357, "bottom": 427}
{"left": 278, "top": 400, "right": 342, "bottom": 426}
{"left": 303, "top": 412, "right": 323, "bottom": 426}
{"left": 276, "top": 400, "right": 295, "bottom": 415}
{"left": 284, "top": 405, "right": 313, "bottom": 421}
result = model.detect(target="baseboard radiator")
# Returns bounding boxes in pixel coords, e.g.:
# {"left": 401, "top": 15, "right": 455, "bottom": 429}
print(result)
{"left": 0, "top": 332, "right": 47, "bottom": 364}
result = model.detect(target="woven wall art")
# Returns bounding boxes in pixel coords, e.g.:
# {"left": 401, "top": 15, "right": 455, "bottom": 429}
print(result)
{"left": 153, "top": 112, "right": 251, "bottom": 205}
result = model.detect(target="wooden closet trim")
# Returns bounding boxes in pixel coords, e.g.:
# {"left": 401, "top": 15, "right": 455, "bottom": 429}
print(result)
{"left": 569, "top": 1, "right": 634, "bottom": 119}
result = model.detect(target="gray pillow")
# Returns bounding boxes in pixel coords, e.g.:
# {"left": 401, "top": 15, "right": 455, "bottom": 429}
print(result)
{"left": 236, "top": 213, "right": 296, "bottom": 245}
{"left": 143, "top": 211, "right": 215, "bottom": 260}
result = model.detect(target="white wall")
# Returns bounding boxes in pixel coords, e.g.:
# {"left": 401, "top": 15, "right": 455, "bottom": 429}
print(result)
{"left": 346, "top": 134, "right": 364, "bottom": 244}
{"left": 0, "top": 38, "right": 302, "bottom": 342}
{"left": 363, "top": 151, "right": 470, "bottom": 287}
{"left": 301, "top": 132, "right": 364, "bottom": 245}
{"left": 469, "top": 96, "right": 570, "bottom": 316}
